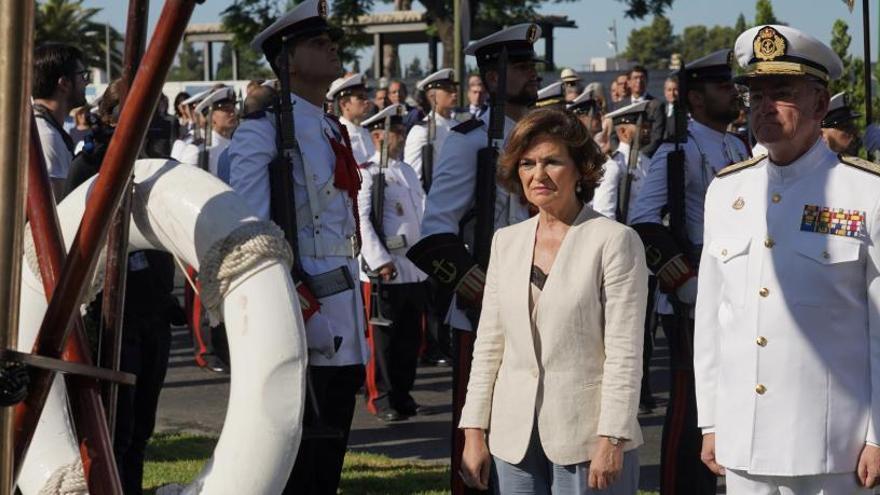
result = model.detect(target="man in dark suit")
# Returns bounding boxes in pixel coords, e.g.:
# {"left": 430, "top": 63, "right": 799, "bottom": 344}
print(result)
{"left": 645, "top": 75, "right": 679, "bottom": 157}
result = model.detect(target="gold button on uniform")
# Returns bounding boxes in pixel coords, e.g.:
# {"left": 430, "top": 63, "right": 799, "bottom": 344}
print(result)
{"left": 822, "top": 251, "right": 830, "bottom": 259}
{"left": 756, "top": 336, "right": 768, "bottom": 347}
{"left": 772, "top": 193, "right": 782, "bottom": 203}
{"left": 759, "top": 288, "right": 770, "bottom": 297}
{"left": 721, "top": 248, "right": 728, "bottom": 256}
{"left": 755, "top": 384, "right": 767, "bottom": 395}
{"left": 764, "top": 238, "right": 775, "bottom": 248}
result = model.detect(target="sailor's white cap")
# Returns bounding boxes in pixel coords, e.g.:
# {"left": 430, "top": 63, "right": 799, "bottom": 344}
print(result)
{"left": 251, "top": 0, "right": 334, "bottom": 58}
{"left": 464, "top": 23, "right": 543, "bottom": 67}
{"left": 822, "top": 91, "right": 861, "bottom": 128}
{"left": 560, "top": 67, "right": 581, "bottom": 83}
{"left": 181, "top": 88, "right": 213, "bottom": 106}
{"left": 534, "top": 81, "right": 564, "bottom": 107}
{"left": 567, "top": 87, "right": 600, "bottom": 113}
{"left": 682, "top": 49, "right": 733, "bottom": 81}
{"left": 194, "top": 87, "right": 235, "bottom": 114}
{"left": 361, "top": 103, "right": 407, "bottom": 130}
{"left": 326, "top": 73, "right": 367, "bottom": 100}
{"left": 606, "top": 100, "right": 651, "bottom": 125}
{"left": 417, "top": 69, "right": 456, "bottom": 91}
{"left": 734, "top": 24, "right": 843, "bottom": 83}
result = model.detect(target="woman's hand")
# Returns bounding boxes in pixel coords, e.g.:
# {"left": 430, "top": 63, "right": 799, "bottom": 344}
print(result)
{"left": 588, "top": 437, "right": 624, "bottom": 490}
{"left": 460, "top": 428, "right": 491, "bottom": 490}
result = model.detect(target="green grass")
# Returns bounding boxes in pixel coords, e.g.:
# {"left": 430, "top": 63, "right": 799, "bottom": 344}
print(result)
{"left": 143, "top": 433, "right": 658, "bottom": 494}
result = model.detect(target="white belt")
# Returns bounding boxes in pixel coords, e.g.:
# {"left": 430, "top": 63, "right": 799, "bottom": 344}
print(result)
{"left": 298, "top": 234, "right": 360, "bottom": 258}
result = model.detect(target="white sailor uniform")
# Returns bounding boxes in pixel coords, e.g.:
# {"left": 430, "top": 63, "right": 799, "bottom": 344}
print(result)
{"left": 339, "top": 115, "right": 375, "bottom": 165}
{"left": 695, "top": 139, "right": 880, "bottom": 488}
{"left": 402, "top": 111, "right": 455, "bottom": 184}
{"left": 592, "top": 142, "right": 650, "bottom": 223}
{"left": 228, "top": 92, "right": 368, "bottom": 367}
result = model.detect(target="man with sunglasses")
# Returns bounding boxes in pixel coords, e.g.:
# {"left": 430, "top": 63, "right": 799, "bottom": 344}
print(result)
{"left": 695, "top": 25, "right": 880, "bottom": 493}
{"left": 32, "top": 42, "right": 88, "bottom": 200}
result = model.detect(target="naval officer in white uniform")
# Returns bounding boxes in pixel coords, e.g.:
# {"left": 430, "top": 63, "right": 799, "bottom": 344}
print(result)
{"left": 627, "top": 48, "right": 748, "bottom": 495}
{"left": 696, "top": 24, "right": 880, "bottom": 493}
{"left": 592, "top": 100, "right": 653, "bottom": 223}
{"left": 403, "top": 68, "right": 459, "bottom": 190}
{"left": 405, "top": 23, "right": 541, "bottom": 495}
{"left": 357, "top": 104, "right": 428, "bottom": 422}
{"left": 327, "top": 72, "right": 375, "bottom": 165}
{"left": 227, "top": 1, "right": 368, "bottom": 492}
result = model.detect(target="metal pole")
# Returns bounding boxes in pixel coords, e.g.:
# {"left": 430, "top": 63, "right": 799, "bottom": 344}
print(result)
{"left": 100, "top": 0, "right": 149, "bottom": 439}
{"left": 453, "top": 0, "right": 463, "bottom": 107}
{"left": 232, "top": 47, "right": 239, "bottom": 81}
{"left": 0, "top": 1, "right": 33, "bottom": 493}
{"left": 14, "top": 0, "right": 197, "bottom": 487}
{"left": 203, "top": 41, "right": 210, "bottom": 81}
{"left": 864, "top": 0, "right": 874, "bottom": 123}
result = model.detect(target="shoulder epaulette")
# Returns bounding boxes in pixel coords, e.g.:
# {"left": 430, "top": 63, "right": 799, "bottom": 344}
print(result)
{"left": 451, "top": 118, "right": 484, "bottom": 134}
{"left": 840, "top": 154, "right": 880, "bottom": 176}
{"left": 717, "top": 154, "right": 766, "bottom": 178}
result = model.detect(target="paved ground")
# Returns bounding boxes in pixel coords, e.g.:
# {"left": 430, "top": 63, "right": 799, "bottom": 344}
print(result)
{"left": 155, "top": 321, "right": 673, "bottom": 492}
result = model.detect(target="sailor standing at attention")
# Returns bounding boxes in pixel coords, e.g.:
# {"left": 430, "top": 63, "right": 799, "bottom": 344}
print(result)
{"left": 227, "top": 1, "right": 369, "bottom": 492}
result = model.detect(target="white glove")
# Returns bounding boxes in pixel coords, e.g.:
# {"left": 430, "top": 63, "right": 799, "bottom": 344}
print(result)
{"left": 675, "top": 276, "right": 699, "bottom": 305}
{"left": 305, "top": 312, "right": 340, "bottom": 359}
{"left": 864, "top": 124, "right": 880, "bottom": 154}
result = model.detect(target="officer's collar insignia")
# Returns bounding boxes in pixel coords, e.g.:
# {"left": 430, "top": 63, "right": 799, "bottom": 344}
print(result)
{"left": 526, "top": 24, "right": 539, "bottom": 43}
{"left": 800, "top": 204, "right": 866, "bottom": 238}
{"left": 318, "top": 0, "right": 328, "bottom": 18}
{"left": 754, "top": 26, "right": 787, "bottom": 62}
{"left": 732, "top": 197, "right": 745, "bottom": 210}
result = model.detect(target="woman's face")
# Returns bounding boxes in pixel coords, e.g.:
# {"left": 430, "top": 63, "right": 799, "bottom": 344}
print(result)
{"left": 517, "top": 134, "right": 581, "bottom": 211}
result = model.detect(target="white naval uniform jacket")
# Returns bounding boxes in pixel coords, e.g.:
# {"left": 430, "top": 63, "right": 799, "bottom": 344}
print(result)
{"left": 171, "top": 131, "right": 230, "bottom": 177}
{"left": 340, "top": 116, "right": 375, "bottom": 166}
{"left": 420, "top": 109, "right": 531, "bottom": 330}
{"left": 694, "top": 138, "right": 880, "bottom": 476}
{"left": 357, "top": 154, "right": 427, "bottom": 284}
{"left": 591, "top": 141, "right": 650, "bottom": 223}
{"left": 228, "top": 92, "right": 368, "bottom": 367}
{"left": 402, "top": 111, "right": 454, "bottom": 183}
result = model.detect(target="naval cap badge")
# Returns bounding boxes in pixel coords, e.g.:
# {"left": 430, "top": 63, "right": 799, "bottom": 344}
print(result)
{"left": 318, "top": 0, "right": 328, "bottom": 18}
{"left": 526, "top": 24, "right": 539, "bottom": 43}
{"left": 753, "top": 26, "right": 787, "bottom": 62}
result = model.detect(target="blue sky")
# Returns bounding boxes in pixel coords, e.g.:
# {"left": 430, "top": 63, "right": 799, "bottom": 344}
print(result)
{"left": 81, "top": 0, "right": 878, "bottom": 71}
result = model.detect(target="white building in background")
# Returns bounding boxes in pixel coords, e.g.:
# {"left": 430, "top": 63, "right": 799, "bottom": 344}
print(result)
{"left": 588, "top": 57, "right": 634, "bottom": 72}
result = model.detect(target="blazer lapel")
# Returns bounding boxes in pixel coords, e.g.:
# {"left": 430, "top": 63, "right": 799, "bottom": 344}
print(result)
{"left": 514, "top": 216, "right": 539, "bottom": 332}
{"left": 534, "top": 205, "right": 593, "bottom": 324}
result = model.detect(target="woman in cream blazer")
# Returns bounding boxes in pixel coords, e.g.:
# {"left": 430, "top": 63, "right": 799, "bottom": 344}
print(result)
{"left": 459, "top": 109, "right": 648, "bottom": 494}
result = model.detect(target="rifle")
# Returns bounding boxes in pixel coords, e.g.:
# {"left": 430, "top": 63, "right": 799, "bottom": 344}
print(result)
{"left": 667, "top": 58, "right": 690, "bottom": 255}
{"left": 420, "top": 106, "right": 436, "bottom": 193}
{"left": 367, "top": 113, "right": 393, "bottom": 327}
{"left": 473, "top": 47, "right": 508, "bottom": 270}
{"left": 268, "top": 35, "right": 341, "bottom": 440}
{"left": 198, "top": 109, "right": 212, "bottom": 172}
{"left": 617, "top": 112, "right": 644, "bottom": 223}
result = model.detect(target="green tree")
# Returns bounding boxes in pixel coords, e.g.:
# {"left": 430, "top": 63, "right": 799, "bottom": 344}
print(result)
{"left": 828, "top": 19, "right": 868, "bottom": 133}
{"left": 168, "top": 41, "right": 203, "bottom": 81}
{"left": 623, "top": 15, "right": 676, "bottom": 69}
{"left": 734, "top": 13, "right": 748, "bottom": 33}
{"left": 216, "top": 44, "right": 274, "bottom": 80}
{"left": 34, "top": 0, "right": 123, "bottom": 77}
{"left": 754, "top": 0, "right": 780, "bottom": 25}
{"left": 615, "top": 0, "right": 674, "bottom": 18}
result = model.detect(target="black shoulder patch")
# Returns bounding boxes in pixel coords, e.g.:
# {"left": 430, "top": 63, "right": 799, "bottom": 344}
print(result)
{"left": 451, "top": 118, "right": 484, "bottom": 134}
{"left": 242, "top": 110, "right": 266, "bottom": 120}
{"left": 717, "top": 154, "right": 766, "bottom": 178}
{"left": 840, "top": 154, "right": 880, "bottom": 176}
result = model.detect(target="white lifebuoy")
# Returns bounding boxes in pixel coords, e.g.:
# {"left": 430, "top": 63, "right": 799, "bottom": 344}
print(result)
{"left": 16, "top": 159, "right": 307, "bottom": 494}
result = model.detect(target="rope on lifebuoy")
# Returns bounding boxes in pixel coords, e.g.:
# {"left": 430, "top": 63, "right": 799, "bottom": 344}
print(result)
{"left": 37, "top": 460, "right": 87, "bottom": 495}
{"left": 198, "top": 221, "right": 292, "bottom": 325}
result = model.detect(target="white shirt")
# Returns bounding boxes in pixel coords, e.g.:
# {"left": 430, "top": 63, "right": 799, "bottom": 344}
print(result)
{"left": 35, "top": 115, "right": 72, "bottom": 180}
{"left": 629, "top": 119, "right": 750, "bottom": 246}
{"left": 403, "top": 111, "right": 455, "bottom": 183}
{"left": 591, "top": 141, "right": 650, "bottom": 223}
{"left": 207, "top": 131, "right": 230, "bottom": 177}
{"left": 358, "top": 154, "right": 427, "bottom": 284}
{"left": 340, "top": 116, "right": 375, "bottom": 165}
{"left": 420, "top": 109, "right": 531, "bottom": 330}
{"left": 695, "top": 138, "right": 880, "bottom": 476}
{"left": 228, "top": 93, "right": 368, "bottom": 367}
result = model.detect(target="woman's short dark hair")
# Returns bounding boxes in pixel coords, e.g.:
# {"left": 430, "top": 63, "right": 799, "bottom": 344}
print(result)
{"left": 498, "top": 108, "right": 605, "bottom": 203}
{"left": 173, "top": 91, "right": 191, "bottom": 116}
{"left": 33, "top": 43, "right": 85, "bottom": 99}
